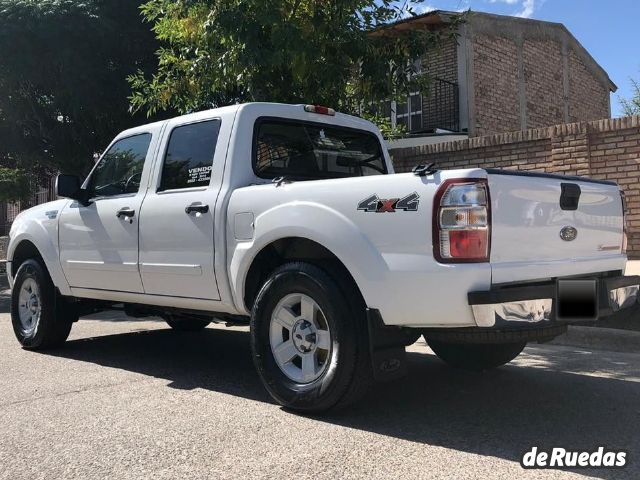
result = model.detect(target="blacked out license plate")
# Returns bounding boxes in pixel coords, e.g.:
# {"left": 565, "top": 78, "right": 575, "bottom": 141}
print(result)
{"left": 556, "top": 279, "right": 598, "bottom": 321}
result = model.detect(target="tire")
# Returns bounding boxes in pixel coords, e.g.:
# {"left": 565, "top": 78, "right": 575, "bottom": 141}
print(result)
{"left": 164, "top": 316, "right": 210, "bottom": 332}
{"left": 250, "top": 262, "right": 371, "bottom": 413}
{"left": 11, "top": 259, "right": 75, "bottom": 350}
{"left": 426, "top": 337, "right": 526, "bottom": 371}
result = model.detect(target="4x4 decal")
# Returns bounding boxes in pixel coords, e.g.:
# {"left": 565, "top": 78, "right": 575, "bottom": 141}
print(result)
{"left": 357, "top": 192, "right": 420, "bottom": 213}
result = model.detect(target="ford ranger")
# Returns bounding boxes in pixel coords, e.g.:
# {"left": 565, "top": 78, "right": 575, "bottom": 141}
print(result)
{"left": 6, "top": 103, "right": 640, "bottom": 412}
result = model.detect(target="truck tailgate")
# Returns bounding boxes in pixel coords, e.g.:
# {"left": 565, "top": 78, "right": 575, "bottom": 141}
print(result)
{"left": 487, "top": 170, "right": 626, "bottom": 284}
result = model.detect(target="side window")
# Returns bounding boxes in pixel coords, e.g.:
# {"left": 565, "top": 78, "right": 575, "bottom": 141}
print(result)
{"left": 159, "top": 119, "right": 221, "bottom": 191}
{"left": 89, "top": 133, "right": 152, "bottom": 198}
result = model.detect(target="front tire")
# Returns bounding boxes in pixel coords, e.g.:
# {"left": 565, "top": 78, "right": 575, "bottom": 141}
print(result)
{"left": 250, "top": 262, "right": 371, "bottom": 413}
{"left": 426, "top": 338, "right": 526, "bottom": 371}
{"left": 11, "top": 259, "right": 75, "bottom": 350}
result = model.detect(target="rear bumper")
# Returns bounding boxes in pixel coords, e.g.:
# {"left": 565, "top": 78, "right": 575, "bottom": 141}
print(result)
{"left": 468, "top": 274, "right": 640, "bottom": 327}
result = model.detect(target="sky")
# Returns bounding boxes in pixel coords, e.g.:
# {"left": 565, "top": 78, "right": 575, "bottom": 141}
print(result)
{"left": 404, "top": 0, "right": 640, "bottom": 117}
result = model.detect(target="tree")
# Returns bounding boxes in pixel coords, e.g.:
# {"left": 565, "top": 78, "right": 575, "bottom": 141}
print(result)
{"left": 0, "top": 167, "right": 29, "bottom": 203}
{"left": 620, "top": 77, "right": 640, "bottom": 116}
{"left": 129, "top": 0, "right": 460, "bottom": 127}
{"left": 0, "top": 0, "right": 159, "bottom": 202}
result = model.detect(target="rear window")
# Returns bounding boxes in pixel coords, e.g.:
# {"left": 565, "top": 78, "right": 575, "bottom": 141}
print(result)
{"left": 253, "top": 119, "right": 387, "bottom": 179}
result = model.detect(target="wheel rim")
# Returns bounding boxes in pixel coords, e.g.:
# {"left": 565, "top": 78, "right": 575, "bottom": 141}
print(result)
{"left": 18, "top": 278, "right": 42, "bottom": 336}
{"left": 269, "top": 293, "right": 332, "bottom": 384}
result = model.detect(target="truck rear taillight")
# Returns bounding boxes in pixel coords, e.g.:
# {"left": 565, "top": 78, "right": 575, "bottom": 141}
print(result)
{"left": 434, "top": 179, "right": 490, "bottom": 263}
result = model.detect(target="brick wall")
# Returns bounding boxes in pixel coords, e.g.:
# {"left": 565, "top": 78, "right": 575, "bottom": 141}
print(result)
{"left": 422, "top": 37, "right": 458, "bottom": 83}
{"left": 421, "top": 37, "right": 459, "bottom": 132}
{"left": 390, "top": 115, "right": 640, "bottom": 258}
{"left": 523, "top": 39, "right": 564, "bottom": 128}
{"left": 568, "top": 50, "right": 610, "bottom": 123}
{"left": 472, "top": 34, "right": 521, "bottom": 136}
{"left": 467, "top": 14, "right": 613, "bottom": 137}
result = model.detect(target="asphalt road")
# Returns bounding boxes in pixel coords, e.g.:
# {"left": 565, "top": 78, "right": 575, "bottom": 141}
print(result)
{"left": 1, "top": 295, "right": 639, "bottom": 479}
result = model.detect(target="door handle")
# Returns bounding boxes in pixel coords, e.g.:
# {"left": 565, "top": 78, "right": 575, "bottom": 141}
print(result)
{"left": 185, "top": 203, "right": 209, "bottom": 215}
{"left": 116, "top": 207, "right": 135, "bottom": 219}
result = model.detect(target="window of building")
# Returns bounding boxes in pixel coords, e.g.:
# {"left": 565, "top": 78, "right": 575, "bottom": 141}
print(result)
{"left": 387, "top": 93, "right": 423, "bottom": 133}
{"left": 159, "top": 119, "right": 221, "bottom": 192}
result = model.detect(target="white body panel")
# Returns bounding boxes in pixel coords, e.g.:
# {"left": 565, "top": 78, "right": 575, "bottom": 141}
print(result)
{"left": 58, "top": 195, "right": 145, "bottom": 292}
{"left": 6, "top": 200, "right": 72, "bottom": 295}
{"left": 488, "top": 173, "right": 626, "bottom": 284}
{"left": 226, "top": 170, "right": 492, "bottom": 326}
{"left": 6, "top": 103, "right": 628, "bottom": 329}
{"left": 57, "top": 122, "right": 164, "bottom": 292}
{"left": 137, "top": 111, "right": 236, "bottom": 300}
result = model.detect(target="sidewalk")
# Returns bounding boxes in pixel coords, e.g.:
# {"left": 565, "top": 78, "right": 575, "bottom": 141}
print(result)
{"left": 550, "top": 326, "right": 640, "bottom": 353}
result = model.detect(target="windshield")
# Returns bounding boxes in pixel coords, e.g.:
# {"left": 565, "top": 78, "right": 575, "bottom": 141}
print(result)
{"left": 253, "top": 119, "right": 387, "bottom": 180}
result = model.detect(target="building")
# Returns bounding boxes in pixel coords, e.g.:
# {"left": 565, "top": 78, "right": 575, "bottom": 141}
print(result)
{"left": 372, "top": 11, "right": 617, "bottom": 149}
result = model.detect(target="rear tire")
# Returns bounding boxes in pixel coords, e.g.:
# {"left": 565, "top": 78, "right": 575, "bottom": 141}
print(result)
{"left": 11, "top": 259, "right": 75, "bottom": 350}
{"left": 250, "top": 262, "right": 371, "bottom": 413}
{"left": 426, "top": 337, "right": 526, "bottom": 371}
{"left": 164, "top": 315, "right": 210, "bottom": 332}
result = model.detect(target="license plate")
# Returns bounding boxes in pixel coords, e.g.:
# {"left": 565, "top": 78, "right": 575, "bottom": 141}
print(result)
{"left": 556, "top": 279, "right": 598, "bottom": 321}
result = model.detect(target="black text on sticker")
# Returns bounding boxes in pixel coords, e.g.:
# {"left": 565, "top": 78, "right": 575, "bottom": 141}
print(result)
{"left": 357, "top": 192, "right": 420, "bottom": 213}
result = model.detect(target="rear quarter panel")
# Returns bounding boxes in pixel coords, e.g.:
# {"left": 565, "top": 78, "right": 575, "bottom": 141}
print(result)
{"left": 228, "top": 169, "right": 491, "bottom": 327}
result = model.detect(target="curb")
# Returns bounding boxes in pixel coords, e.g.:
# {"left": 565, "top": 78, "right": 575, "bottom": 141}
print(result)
{"left": 549, "top": 326, "right": 640, "bottom": 354}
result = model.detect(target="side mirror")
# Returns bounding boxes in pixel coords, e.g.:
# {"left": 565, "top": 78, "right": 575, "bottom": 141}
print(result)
{"left": 56, "top": 174, "right": 89, "bottom": 205}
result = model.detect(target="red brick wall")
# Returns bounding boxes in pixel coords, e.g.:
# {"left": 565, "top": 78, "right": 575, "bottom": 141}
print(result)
{"left": 523, "top": 39, "right": 564, "bottom": 128}
{"left": 472, "top": 34, "right": 521, "bottom": 136}
{"left": 390, "top": 116, "right": 640, "bottom": 258}
{"left": 469, "top": 20, "right": 612, "bottom": 136}
{"left": 422, "top": 37, "right": 458, "bottom": 83}
{"left": 568, "top": 50, "right": 610, "bottom": 123}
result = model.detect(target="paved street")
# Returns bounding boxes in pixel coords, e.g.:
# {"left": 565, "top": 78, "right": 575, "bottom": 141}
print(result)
{"left": 1, "top": 294, "right": 639, "bottom": 479}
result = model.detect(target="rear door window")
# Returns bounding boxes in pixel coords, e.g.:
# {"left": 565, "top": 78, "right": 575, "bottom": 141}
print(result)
{"left": 159, "top": 119, "right": 221, "bottom": 191}
{"left": 253, "top": 119, "right": 387, "bottom": 180}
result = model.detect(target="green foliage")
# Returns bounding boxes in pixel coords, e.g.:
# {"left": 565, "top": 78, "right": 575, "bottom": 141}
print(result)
{"left": 620, "top": 77, "right": 640, "bottom": 116}
{"left": 361, "top": 112, "right": 406, "bottom": 140}
{"left": 0, "top": 167, "right": 29, "bottom": 202}
{"left": 130, "top": 0, "right": 461, "bottom": 128}
{"left": 0, "top": 0, "right": 158, "bottom": 186}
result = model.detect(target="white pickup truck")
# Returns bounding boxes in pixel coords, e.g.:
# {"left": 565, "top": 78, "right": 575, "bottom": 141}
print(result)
{"left": 6, "top": 103, "right": 640, "bottom": 411}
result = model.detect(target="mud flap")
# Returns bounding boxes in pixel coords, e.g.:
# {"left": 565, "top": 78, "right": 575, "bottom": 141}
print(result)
{"left": 366, "top": 309, "right": 419, "bottom": 382}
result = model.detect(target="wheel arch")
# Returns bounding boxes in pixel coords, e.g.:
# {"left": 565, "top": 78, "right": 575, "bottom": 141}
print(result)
{"left": 242, "top": 237, "right": 367, "bottom": 314}
{"left": 8, "top": 232, "right": 71, "bottom": 295}
{"left": 227, "top": 201, "right": 389, "bottom": 315}
{"left": 10, "top": 239, "right": 45, "bottom": 279}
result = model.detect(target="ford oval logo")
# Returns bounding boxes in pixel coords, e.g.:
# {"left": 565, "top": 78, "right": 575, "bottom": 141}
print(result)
{"left": 560, "top": 226, "right": 578, "bottom": 241}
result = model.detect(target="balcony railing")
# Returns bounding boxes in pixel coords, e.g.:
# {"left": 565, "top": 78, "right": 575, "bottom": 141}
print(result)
{"left": 421, "top": 78, "right": 459, "bottom": 133}
{"left": 370, "top": 77, "right": 460, "bottom": 135}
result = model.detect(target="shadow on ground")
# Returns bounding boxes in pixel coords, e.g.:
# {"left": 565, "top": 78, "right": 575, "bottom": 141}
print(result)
{"left": 0, "top": 286, "right": 9, "bottom": 314}
{"left": 41, "top": 325, "right": 640, "bottom": 480}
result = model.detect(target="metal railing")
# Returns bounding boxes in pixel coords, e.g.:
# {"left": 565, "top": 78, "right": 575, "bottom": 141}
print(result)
{"left": 421, "top": 78, "right": 460, "bottom": 133}
{"left": 0, "top": 176, "right": 56, "bottom": 236}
